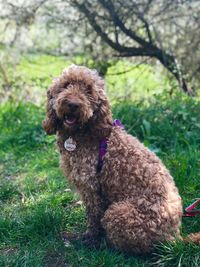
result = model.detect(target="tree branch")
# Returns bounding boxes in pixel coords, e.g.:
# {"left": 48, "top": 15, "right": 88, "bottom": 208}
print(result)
{"left": 98, "top": 0, "right": 152, "bottom": 48}
{"left": 72, "top": 1, "right": 156, "bottom": 56}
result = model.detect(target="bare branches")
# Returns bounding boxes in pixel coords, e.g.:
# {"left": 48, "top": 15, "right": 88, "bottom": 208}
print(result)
{"left": 70, "top": 0, "right": 197, "bottom": 94}
{"left": 2, "top": 0, "right": 47, "bottom": 25}
{"left": 98, "top": 0, "right": 153, "bottom": 48}
{"left": 72, "top": 0, "right": 155, "bottom": 57}
{"left": 107, "top": 60, "right": 148, "bottom": 76}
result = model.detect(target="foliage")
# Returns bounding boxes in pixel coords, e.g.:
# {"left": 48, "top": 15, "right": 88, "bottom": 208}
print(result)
{"left": 113, "top": 93, "right": 200, "bottom": 152}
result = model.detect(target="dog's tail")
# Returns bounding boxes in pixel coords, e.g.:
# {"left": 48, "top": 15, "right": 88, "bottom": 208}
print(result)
{"left": 184, "top": 233, "right": 200, "bottom": 245}
{"left": 183, "top": 233, "right": 200, "bottom": 245}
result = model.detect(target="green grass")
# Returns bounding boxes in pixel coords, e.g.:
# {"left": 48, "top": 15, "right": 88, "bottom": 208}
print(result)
{"left": 0, "top": 53, "right": 200, "bottom": 266}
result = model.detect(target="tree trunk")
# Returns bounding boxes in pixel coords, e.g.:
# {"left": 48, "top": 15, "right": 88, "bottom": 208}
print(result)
{"left": 157, "top": 52, "right": 194, "bottom": 96}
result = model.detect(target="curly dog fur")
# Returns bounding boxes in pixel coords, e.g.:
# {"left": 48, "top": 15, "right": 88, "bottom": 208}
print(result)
{"left": 43, "top": 65, "right": 199, "bottom": 254}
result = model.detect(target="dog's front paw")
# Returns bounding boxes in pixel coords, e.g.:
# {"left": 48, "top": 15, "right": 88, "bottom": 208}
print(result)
{"left": 61, "top": 231, "right": 101, "bottom": 248}
{"left": 80, "top": 231, "right": 101, "bottom": 248}
{"left": 61, "top": 231, "right": 80, "bottom": 242}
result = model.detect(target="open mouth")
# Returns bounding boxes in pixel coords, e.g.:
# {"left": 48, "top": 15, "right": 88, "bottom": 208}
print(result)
{"left": 64, "top": 114, "right": 77, "bottom": 126}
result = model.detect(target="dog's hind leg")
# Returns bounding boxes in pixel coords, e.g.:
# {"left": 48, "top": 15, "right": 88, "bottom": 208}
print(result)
{"left": 101, "top": 201, "right": 178, "bottom": 254}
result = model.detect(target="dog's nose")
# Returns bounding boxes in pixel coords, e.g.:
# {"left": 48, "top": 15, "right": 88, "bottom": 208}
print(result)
{"left": 67, "top": 102, "right": 79, "bottom": 112}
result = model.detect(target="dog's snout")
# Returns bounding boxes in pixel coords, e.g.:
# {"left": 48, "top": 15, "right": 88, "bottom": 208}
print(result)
{"left": 67, "top": 102, "right": 79, "bottom": 112}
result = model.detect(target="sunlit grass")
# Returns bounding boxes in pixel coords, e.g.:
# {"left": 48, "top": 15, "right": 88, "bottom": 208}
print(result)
{"left": 17, "top": 54, "right": 69, "bottom": 87}
{"left": 1, "top": 52, "right": 175, "bottom": 105}
{"left": 106, "top": 60, "right": 171, "bottom": 102}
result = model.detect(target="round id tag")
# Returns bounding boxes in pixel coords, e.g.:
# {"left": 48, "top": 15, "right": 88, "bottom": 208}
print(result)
{"left": 64, "top": 137, "right": 76, "bottom": 151}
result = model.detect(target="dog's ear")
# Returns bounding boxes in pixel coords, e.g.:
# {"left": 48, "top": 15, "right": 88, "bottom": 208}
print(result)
{"left": 42, "top": 89, "right": 59, "bottom": 135}
{"left": 90, "top": 91, "right": 113, "bottom": 139}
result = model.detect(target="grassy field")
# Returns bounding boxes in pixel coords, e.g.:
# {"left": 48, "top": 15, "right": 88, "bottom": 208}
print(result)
{"left": 0, "top": 54, "right": 200, "bottom": 266}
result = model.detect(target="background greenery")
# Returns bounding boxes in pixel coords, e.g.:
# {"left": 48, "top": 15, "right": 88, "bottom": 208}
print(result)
{"left": 0, "top": 53, "right": 200, "bottom": 267}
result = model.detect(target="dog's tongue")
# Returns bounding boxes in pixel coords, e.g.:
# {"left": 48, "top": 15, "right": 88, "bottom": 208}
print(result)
{"left": 65, "top": 115, "right": 76, "bottom": 126}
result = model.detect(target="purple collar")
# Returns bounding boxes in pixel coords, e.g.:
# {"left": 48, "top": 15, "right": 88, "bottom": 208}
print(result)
{"left": 97, "top": 119, "right": 124, "bottom": 173}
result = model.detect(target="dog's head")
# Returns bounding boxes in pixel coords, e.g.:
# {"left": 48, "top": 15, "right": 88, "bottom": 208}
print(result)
{"left": 42, "top": 65, "right": 112, "bottom": 138}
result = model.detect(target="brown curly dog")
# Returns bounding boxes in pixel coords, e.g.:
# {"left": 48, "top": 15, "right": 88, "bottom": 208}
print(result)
{"left": 43, "top": 65, "right": 200, "bottom": 254}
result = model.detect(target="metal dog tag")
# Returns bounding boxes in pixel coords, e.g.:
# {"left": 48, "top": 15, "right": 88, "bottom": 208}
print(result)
{"left": 64, "top": 137, "right": 76, "bottom": 151}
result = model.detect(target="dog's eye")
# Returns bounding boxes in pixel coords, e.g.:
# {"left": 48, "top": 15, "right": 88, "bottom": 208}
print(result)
{"left": 63, "top": 82, "right": 70, "bottom": 89}
{"left": 86, "top": 85, "right": 92, "bottom": 95}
